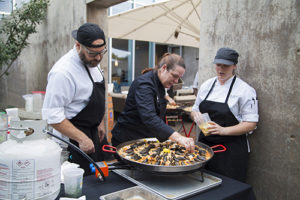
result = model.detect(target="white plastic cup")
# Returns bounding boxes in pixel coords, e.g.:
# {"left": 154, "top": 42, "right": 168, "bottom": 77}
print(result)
{"left": 63, "top": 168, "right": 84, "bottom": 198}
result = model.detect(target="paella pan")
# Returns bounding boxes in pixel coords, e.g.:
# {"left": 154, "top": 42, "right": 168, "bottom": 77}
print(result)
{"left": 103, "top": 138, "right": 226, "bottom": 173}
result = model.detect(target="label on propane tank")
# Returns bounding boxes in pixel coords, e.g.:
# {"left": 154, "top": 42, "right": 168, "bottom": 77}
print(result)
{"left": 0, "top": 158, "right": 60, "bottom": 200}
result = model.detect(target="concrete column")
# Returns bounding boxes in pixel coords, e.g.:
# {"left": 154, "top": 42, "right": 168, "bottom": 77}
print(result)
{"left": 198, "top": 0, "right": 299, "bottom": 199}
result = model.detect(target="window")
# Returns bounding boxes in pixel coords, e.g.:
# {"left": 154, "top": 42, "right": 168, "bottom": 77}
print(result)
{"left": 0, "top": 0, "right": 13, "bottom": 19}
{"left": 155, "top": 44, "right": 168, "bottom": 66}
{"left": 110, "top": 1, "right": 133, "bottom": 15}
{"left": 15, "top": 0, "right": 31, "bottom": 9}
{"left": 108, "top": 0, "right": 173, "bottom": 88}
{"left": 134, "top": 0, "right": 155, "bottom": 8}
{"left": 110, "top": 0, "right": 164, "bottom": 15}
{"left": 111, "top": 39, "right": 131, "bottom": 92}
{"left": 135, "top": 40, "right": 149, "bottom": 78}
{"left": 0, "top": 0, "right": 31, "bottom": 19}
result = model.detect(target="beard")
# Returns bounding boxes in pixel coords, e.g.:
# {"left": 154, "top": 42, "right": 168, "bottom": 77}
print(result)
{"left": 79, "top": 51, "right": 101, "bottom": 67}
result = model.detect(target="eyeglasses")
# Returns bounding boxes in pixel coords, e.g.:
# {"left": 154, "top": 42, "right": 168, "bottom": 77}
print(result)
{"left": 82, "top": 45, "right": 107, "bottom": 57}
{"left": 169, "top": 70, "right": 180, "bottom": 79}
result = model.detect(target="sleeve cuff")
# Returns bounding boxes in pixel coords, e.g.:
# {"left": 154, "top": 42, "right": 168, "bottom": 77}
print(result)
{"left": 42, "top": 107, "right": 66, "bottom": 124}
{"left": 242, "top": 114, "right": 259, "bottom": 122}
{"left": 156, "top": 125, "right": 174, "bottom": 142}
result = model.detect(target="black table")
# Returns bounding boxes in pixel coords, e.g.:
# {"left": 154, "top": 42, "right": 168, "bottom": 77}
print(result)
{"left": 56, "top": 170, "right": 255, "bottom": 200}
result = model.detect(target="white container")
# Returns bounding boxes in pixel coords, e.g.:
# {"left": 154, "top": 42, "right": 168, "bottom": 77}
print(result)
{"left": 5, "top": 108, "right": 20, "bottom": 121}
{"left": 23, "top": 94, "right": 33, "bottom": 112}
{"left": 32, "top": 91, "right": 45, "bottom": 112}
{"left": 5, "top": 108, "right": 20, "bottom": 125}
{"left": 63, "top": 168, "right": 84, "bottom": 198}
{"left": 0, "top": 138, "right": 62, "bottom": 200}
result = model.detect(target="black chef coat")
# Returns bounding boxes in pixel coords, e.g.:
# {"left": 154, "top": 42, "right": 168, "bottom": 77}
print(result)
{"left": 111, "top": 70, "right": 174, "bottom": 146}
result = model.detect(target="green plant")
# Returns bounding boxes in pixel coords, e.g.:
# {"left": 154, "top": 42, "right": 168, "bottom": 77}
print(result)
{"left": 0, "top": 0, "right": 49, "bottom": 78}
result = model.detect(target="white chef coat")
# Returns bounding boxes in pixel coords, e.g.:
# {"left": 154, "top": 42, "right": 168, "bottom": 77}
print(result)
{"left": 192, "top": 76, "right": 259, "bottom": 123}
{"left": 42, "top": 46, "right": 104, "bottom": 142}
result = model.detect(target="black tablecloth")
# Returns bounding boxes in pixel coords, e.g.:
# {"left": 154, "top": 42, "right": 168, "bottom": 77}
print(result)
{"left": 56, "top": 170, "right": 255, "bottom": 200}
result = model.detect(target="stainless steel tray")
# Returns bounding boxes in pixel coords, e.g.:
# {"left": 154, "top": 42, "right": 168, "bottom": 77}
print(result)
{"left": 113, "top": 169, "right": 222, "bottom": 200}
{"left": 99, "top": 185, "right": 167, "bottom": 200}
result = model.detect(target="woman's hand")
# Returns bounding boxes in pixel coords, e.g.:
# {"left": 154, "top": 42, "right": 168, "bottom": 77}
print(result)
{"left": 191, "top": 112, "right": 229, "bottom": 136}
{"left": 191, "top": 111, "right": 203, "bottom": 124}
{"left": 207, "top": 121, "right": 257, "bottom": 136}
{"left": 192, "top": 112, "right": 210, "bottom": 126}
{"left": 165, "top": 95, "right": 176, "bottom": 106}
{"left": 168, "top": 98, "right": 176, "bottom": 106}
{"left": 207, "top": 121, "right": 228, "bottom": 136}
{"left": 169, "top": 132, "right": 195, "bottom": 152}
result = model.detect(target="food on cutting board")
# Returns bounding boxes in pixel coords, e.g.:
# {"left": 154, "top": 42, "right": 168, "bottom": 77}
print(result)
{"left": 183, "top": 106, "right": 192, "bottom": 112}
{"left": 166, "top": 104, "right": 179, "bottom": 109}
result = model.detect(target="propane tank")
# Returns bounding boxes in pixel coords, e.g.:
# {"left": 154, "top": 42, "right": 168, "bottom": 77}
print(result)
{"left": 0, "top": 120, "right": 61, "bottom": 200}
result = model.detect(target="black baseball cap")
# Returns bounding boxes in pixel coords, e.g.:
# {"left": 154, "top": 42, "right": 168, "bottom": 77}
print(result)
{"left": 213, "top": 48, "right": 239, "bottom": 65}
{"left": 72, "top": 23, "right": 106, "bottom": 48}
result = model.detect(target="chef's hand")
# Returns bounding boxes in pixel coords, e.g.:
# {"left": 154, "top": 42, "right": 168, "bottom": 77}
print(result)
{"left": 98, "top": 120, "right": 106, "bottom": 143}
{"left": 168, "top": 98, "right": 176, "bottom": 106}
{"left": 165, "top": 95, "right": 176, "bottom": 106}
{"left": 50, "top": 119, "right": 95, "bottom": 154}
{"left": 78, "top": 136, "right": 95, "bottom": 154}
{"left": 206, "top": 121, "right": 228, "bottom": 136}
{"left": 169, "top": 132, "right": 195, "bottom": 152}
{"left": 192, "top": 111, "right": 204, "bottom": 125}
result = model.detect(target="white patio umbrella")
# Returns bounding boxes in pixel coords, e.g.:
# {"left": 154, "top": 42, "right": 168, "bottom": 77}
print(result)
{"left": 108, "top": 0, "right": 201, "bottom": 48}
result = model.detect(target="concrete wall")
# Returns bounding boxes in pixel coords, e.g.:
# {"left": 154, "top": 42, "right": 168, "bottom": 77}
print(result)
{"left": 0, "top": 0, "right": 124, "bottom": 108}
{"left": 0, "top": 0, "right": 88, "bottom": 108}
{"left": 198, "top": 0, "right": 299, "bottom": 199}
{"left": 0, "top": 0, "right": 123, "bottom": 139}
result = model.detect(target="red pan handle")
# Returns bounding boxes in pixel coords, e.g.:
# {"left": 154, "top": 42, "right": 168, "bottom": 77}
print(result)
{"left": 211, "top": 144, "right": 226, "bottom": 153}
{"left": 102, "top": 145, "right": 117, "bottom": 153}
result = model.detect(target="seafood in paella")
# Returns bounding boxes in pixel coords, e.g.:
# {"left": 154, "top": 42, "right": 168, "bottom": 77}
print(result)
{"left": 118, "top": 140, "right": 211, "bottom": 166}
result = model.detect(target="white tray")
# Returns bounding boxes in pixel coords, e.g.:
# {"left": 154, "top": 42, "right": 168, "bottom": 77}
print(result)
{"left": 99, "top": 186, "right": 167, "bottom": 200}
{"left": 113, "top": 169, "right": 222, "bottom": 200}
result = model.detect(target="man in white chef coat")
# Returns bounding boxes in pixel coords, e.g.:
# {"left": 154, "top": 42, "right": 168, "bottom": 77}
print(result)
{"left": 43, "top": 23, "right": 110, "bottom": 175}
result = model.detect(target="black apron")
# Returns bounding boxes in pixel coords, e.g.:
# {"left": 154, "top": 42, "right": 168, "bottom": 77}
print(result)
{"left": 199, "top": 76, "right": 248, "bottom": 182}
{"left": 68, "top": 65, "right": 109, "bottom": 176}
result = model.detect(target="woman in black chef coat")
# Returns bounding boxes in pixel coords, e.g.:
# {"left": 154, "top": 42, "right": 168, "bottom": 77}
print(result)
{"left": 112, "top": 53, "right": 195, "bottom": 152}
{"left": 191, "top": 48, "right": 259, "bottom": 182}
